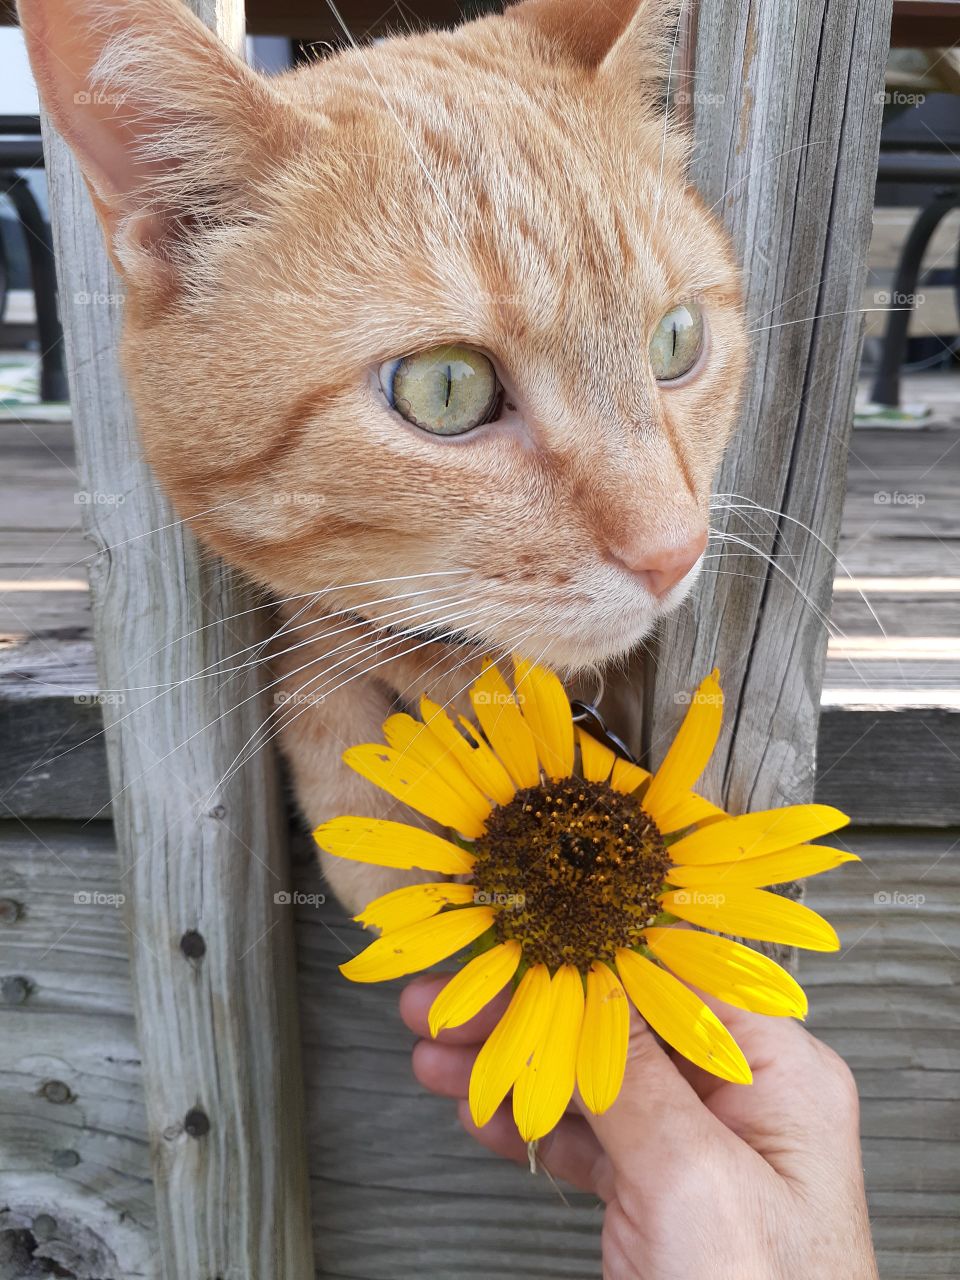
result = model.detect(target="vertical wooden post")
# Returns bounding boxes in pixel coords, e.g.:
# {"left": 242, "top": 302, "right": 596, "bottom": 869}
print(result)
{"left": 641, "top": 1, "right": 893, "bottom": 829}
{"left": 41, "top": 2, "right": 315, "bottom": 1276}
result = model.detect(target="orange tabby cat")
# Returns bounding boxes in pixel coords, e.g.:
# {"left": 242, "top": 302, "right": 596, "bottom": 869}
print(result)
{"left": 20, "top": 0, "right": 746, "bottom": 912}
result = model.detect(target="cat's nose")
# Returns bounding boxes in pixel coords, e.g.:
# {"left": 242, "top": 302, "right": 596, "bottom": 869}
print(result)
{"left": 612, "top": 530, "right": 708, "bottom": 599}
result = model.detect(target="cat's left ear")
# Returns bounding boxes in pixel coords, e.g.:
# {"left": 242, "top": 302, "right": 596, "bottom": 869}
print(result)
{"left": 506, "top": 0, "right": 682, "bottom": 92}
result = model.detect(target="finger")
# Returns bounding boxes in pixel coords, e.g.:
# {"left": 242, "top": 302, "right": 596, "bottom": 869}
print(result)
{"left": 575, "top": 1009, "right": 733, "bottom": 1182}
{"left": 411, "top": 1037, "right": 476, "bottom": 1099}
{"left": 671, "top": 991, "right": 861, "bottom": 1167}
{"left": 399, "top": 973, "right": 511, "bottom": 1045}
{"left": 457, "top": 1099, "right": 612, "bottom": 1198}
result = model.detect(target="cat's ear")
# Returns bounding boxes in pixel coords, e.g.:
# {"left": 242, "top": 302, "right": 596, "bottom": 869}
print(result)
{"left": 507, "top": 0, "right": 680, "bottom": 87}
{"left": 18, "top": 0, "right": 297, "bottom": 284}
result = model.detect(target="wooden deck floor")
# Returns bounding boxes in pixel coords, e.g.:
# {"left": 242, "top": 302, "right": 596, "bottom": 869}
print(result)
{"left": 2, "top": 372, "right": 959, "bottom": 705}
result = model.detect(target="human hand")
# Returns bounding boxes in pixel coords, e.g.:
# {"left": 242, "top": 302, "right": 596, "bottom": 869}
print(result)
{"left": 400, "top": 975, "right": 878, "bottom": 1280}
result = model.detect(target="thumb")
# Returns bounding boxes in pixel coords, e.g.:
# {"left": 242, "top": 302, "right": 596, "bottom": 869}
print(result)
{"left": 576, "top": 1009, "right": 734, "bottom": 1183}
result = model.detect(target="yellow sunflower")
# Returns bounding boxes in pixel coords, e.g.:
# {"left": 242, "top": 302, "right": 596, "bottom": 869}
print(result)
{"left": 314, "top": 659, "right": 855, "bottom": 1143}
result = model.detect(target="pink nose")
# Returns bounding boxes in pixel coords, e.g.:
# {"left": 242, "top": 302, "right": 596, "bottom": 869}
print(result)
{"left": 611, "top": 530, "right": 708, "bottom": 599}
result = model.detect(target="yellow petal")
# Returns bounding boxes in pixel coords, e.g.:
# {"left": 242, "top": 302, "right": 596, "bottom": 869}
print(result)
{"left": 470, "top": 662, "right": 540, "bottom": 790}
{"left": 314, "top": 816, "right": 475, "bottom": 875}
{"left": 382, "top": 713, "right": 492, "bottom": 826}
{"left": 661, "top": 887, "right": 840, "bottom": 952}
{"left": 576, "top": 728, "right": 616, "bottom": 784}
{"left": 469, "top": 963, "right": 552, "bottom": 1127}
{"left": 340, "top": 906, "right": 495, "bottom": 984}
{"left": 343, "top": 743, "right": 488, "bottom": 839}
{"left": 576, "top": 961, "right": 630, "bottom": 1115}
{"left": 355, "top": 881, "right": 477, "bottom": 932}
{"left": 611, "top": 757, "right": 652, "bottom": 795}
{"left": 669, "top": 804, "right": 850, "bottom": 866}
{"left": 643, "top": 670, "right": 723, "bottom": 813}
{"left": 651, "top": 790, "right": 728, "bottom": 835}
{"left": 615, "top": 947, "right": 752, "bottom": 1084}
{"left": 513, "top": 965, "right": 584, "bottom": 1141}
{"left": 645, "top": 927, "right": 808, "bottom": 1018}
{"left": 428, "top": 941, "right": 523, "bottom": 1038}
{"left": 420, "top": 695, "right": 516, "bottom": 806}
{"left": 669, "top": 844, "right": 860, "bottom": 890}
{"left": 513, "top": 658, "right": 575, "bottom": 781}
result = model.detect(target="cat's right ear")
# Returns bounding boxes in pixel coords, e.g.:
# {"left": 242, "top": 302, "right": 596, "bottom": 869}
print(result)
{"left": 507, "top": 0, "right": 681, "bottom": 98}
{"left": 17, "top": 0, "right": 298, "bottom": 286}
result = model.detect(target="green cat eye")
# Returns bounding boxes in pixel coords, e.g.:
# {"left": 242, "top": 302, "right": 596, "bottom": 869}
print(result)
{"left": 649, "top": 303, "right": 705, "bottom": 382}
{"left": 381, "top": 345, "right": 502, "bottom": 436}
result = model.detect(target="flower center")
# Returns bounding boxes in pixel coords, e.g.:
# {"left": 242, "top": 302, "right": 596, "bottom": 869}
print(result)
{"left": 471, "top": 779, "right": 670, "bottom": 970}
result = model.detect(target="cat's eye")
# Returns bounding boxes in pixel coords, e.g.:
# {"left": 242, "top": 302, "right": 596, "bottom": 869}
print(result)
{"left": 649, "top": 303, "right": 705, "bottom": 382}
{"left": 380, "top": 345, "right": 502, "bottom": 436}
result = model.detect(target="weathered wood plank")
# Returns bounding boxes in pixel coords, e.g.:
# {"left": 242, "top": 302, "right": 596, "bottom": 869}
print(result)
{"left": 0, "top": 821, "right": 154, "bottom": 1277}
{"left": 637, "top": 0, "right": 894, "bottom": 815}
{"left": 37, "top": 0, "right": 314, "bottom": 1274}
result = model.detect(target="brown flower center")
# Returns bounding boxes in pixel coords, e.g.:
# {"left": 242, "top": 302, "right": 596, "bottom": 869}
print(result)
{"left": 471, "top": 779, "right": 670, "bottom": 970}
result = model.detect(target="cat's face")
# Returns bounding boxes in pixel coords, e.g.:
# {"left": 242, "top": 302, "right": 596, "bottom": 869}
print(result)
{"left": 25, "top": 0, "right": 746, "bottom": 672}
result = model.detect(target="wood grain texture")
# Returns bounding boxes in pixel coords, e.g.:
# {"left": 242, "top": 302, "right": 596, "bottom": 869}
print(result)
{"left": 37, "top": 0, "right": 314, "bottom": 1274}
{"left": 636, "top": 0, "right": 895, "bottom": 815}
{"left": 0, "top": 821, "right": 155, "bottom": 1278}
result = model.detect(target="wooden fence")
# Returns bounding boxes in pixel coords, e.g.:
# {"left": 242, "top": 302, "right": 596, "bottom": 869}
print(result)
{"left": 8, "top": 0, "right": 900, "bottom": 1275}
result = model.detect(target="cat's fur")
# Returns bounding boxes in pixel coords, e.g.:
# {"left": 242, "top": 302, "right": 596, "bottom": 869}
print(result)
{"left": 21, "top": 0, "right": 746, "bottom": 911}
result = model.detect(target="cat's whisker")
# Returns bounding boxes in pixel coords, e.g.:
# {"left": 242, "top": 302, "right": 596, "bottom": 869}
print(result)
{"left": 214, "top": 601, "right": 536, "bottom": 798}
{"left": 704, "top": 139, "right": 830, "bottom": 219}
{"left": 745, "top": 306, "right": 911, "bottom": 336}
{"left": 204, "top": 595, "right": 505, "bottom": 800}
{"left": 654, "top": 0, "right": 688, "bottom": 219}
{"left": 711, "top": 493, "right": 890, "bottom": 641}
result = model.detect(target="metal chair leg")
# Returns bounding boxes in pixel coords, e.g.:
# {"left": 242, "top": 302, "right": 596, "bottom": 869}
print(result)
{"left": 869, "top": 190, "right": 960, "bottom": 408}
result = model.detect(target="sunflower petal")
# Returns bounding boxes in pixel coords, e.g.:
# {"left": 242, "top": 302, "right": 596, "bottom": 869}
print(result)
{"left": 314, "top": 816, "right": 474, "bottom": 875}
{"left": 428, "top": 941, "right": 523, "bottom": 1038}
{"left": 340, "top": 906, "right": 495, "bottom": 984}
{"left": 343, "top": 743, "right": 488, "bottom": 838}
{"left": 513, "top": 965, "right": 584, "bottom": 1141}
{"left": 470, "top": 663, "right": 540, "bottom": 790}
{"left": 355, "top": 881, "right": 477, "bottom": 932}
{"left": 611, "top": 758, "right": 652, "bottom": 795}
{"left": 577, "top": 728, "right": 616, "bottom": 784}
{"left": 669, "top": 804, "right": 850, "bottom": 866}
{"left": 643, "top": 670, "right": 723, "bottom": 814}
{"left": 513, "top": 658, "right": 575, "bottom": 781}
{"left": 469, "top": 963, "right": 552, "bottom": 1127}
{"left": 615, "top": 947, "right": 752, "bottom": 1084}
{"left": 653, "top": 790, "right": 728, "bottom": 836}
{"left": 661, "top": 887, "right": 840, "bottom": 952}
{"left": 420, "top": 697, "right": 516, "bottom": 806}
{"left": 645, "top": 927, "right": 808, "bottom": 1018}
{"left": 668, "top": 844, "right": 860, "bottom": 889}
{"left": 576, "top": 962, "right": 630, "bottom": 1115}
{"left": 382, "top": 713, "right": 493, "bottom": 825}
